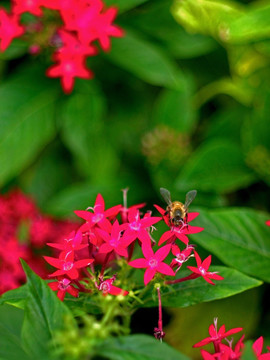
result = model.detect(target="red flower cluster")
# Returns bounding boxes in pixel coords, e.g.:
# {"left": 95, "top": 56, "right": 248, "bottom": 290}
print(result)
{"left": 0, "top": 0, "right": 124, "bottom": 93}
{"left": 194, "top": 318, "right": 270, "bottom": 360}
{"left": 43, "top": 191, "right": 223, "bottom": 307}
{"left": 0, "top": 189, "right": 76, "bottom": 294}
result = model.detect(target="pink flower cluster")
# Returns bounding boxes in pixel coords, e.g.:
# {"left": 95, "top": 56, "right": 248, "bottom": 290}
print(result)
{"left": 44, "top": 191, "right": 223, "bottom": 303}
{"left": 0, "top": 0, "right": 124, "bottom": 93}
{"left": 194, "top": 318, "right": 270, "bottom": 360}
{"left": 0, "top": 189, "right": 76, "bottom": 294}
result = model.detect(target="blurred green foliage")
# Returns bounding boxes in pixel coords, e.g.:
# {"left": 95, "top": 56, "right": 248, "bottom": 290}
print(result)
{"left": 0, "top": 0, "right": 270, "bottom": 357}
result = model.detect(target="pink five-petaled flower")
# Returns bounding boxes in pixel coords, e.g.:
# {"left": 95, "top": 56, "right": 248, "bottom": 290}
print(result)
{"left": 170, "top": 244, "right": 194, "bottom": 271}
{"left": 46, "top": 54, "right": 93, "bottom": 94}
{"left": 44, "top": 251, "right": 93, "bottom": 279}
{"left": 123, "top": 208, "right": 161, "bottom": 246}
{"left": 193, "top": 318, "right": 243, "bottom": 350}
{"left": 253, "top": 337, "right": 270, "bottom": 360}
{"left": 98, "top": 276, "right": 128, "bottom": 296}
{"left": 97, "top": 220, "right": 133, "bottom": 257}
{"left": 187, "top": 251, "right": 224, "bottom": 285}
{"left": 128, "top": 243, "right": 175, "bottom": 285}
{"left": 12, "top": 0, "right": 43, "bottom": 16}
{"left": 48, "top": 277, "right": 79, "bottom": 301}
{"left": 74, "top": 193, "right": 122, "bottom": 232}
{"left": 158, "top": 220, "right": 204, "bottom": 246}
{"left": 47, "top": 230, "right": 88, "bottom": 252}
{"left": 0, "top": 9, "right": 24, "bottom": 51}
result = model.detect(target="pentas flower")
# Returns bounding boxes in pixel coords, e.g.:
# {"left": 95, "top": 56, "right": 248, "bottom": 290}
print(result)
{"left": 47, "top": 230, "right": 88, "bottom": 252}
{"left": 193, "top": 318, "right": 243, "bottom": 350}
{"left": 44, "top": 250, "right": 94, "bottom": 279}
{"left": 97, "top": 220, "right": 133, "bottom": 257}
{"left": 48, "top": 277, "right": 79, "bottom": 301}
{"left": 170, "top": 244, "right": 194, "bottom": 272}
{"left": 0, "top": 9, "right": 24, "bottom": 51}
{"left": 98, "top": 276, "right": 128, "bottom": 296}
{"left": 12, "top": 0, "right": 43, "bottom": 16}
{"left": 187, "top": 251, "right": 224, "bottom": 285}
{"left": 74, "top": 193, "right": 122, "bottom": 233}
{"left": 129, "top": 243, "right": 175, "bottom": 285}
{"left": 46, "top": 55, "right": 93, "bottom": 94}
{"left": 158, "top": 221, "right": 204, "bottom": 246}
{"left": 253, "top": 337, "right": 270, "bottom": 360}
{"left": 123, "top": 208, "right": 161, "bottom": 245}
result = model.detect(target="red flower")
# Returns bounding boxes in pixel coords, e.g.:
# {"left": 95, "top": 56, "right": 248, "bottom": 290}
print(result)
{"left": 170, "top": 244, "right": 194, "bottom": 271}
{"left": 47, "top": 230, "right": 88, "bottom": 252}
{"left": 98, "top": 276, "right": 128, "bottom": 296}
{"left": 187, "top": 251, "right": 224, "bottom": 285}
{"left": 158, "top": 221, "right": 204, "bottom": 246}
{"left": 0, "top": 9, "right": 24, "bottom": 51}
{"left": 44, "top": 251, "right": 94, "bottom": 279}
{"left": 12, "top": 0, "right": 43, "bottom": 16}
{"left": 253, "top": 337, "right": 270, "bottom": 360}
{"left": 48, "top": 277, "right": 79, "bottom": 301}
{"left": 46, "top": 55, "right": 93, "bottom": 94}
{"left": 97, "top": 220, "right": 133, "bottom": 257}
{"left": 74, "top": 193, "right": 121, "bottom": 232}
{"left": 128, "top": 243, "right": 175, "bottom": 285}
{"left": 193, "top": 318, "right": 243, "bottom": 349}
{"left": 123, "top": 208, "right": 161, "bottom": 245}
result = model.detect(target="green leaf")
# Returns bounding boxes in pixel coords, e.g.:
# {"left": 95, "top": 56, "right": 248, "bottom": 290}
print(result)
{"left": 0, "top": 39, "right": 28, "bottom": 60}
{"left": 0, "top": 305, "right": 33, "bottom": 360}
{"left": 190, "top": 208, "right": 270, "bottom": 283}
{"left": 20, "top": 260, "right": 75, "bottom": 358}
{"left": 60, "top": 86, "right": 119, "bottom": 182}
{"left": 172, "top": 0, "right": 243, "bottom": 42}
{"left": 153, "top": 75, "right": 198, "bottom": 133}
{"left": 140, "top": 266, "right": 262, "bottom": 308}
{"left": 175, "top": 140, "right": 256, "bottom": 194}
{"left": 0, "top": 64, "right": 57, "bottom": 186}
{"left": 104, "top": 0, "right": 149, "bottom": 13}
{"left": 227, "top": 3, "right": 270, "bottom": 44}
{"left": 0, "top": 284, "right": 28, "bottom": 309}
{"left": 96, "top": 334, "right": 190, "bottom": 360}
{"left": 242, "top": 341, "right": 257, "bottom": 360}
{"left": 106, "top": 30, "right": 183, "bottom": 89}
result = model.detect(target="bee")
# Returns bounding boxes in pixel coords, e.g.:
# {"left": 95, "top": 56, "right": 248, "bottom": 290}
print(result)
{"left": 160, "top": 188, "right": 197, "bottom": 227}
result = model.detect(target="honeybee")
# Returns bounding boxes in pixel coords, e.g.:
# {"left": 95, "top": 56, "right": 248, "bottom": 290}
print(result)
{"left": 160, "top": 188, "right": 197, "bottom": 227}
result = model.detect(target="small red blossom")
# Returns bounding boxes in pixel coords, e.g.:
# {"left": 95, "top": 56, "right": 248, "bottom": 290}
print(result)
{"left": 98, "top": 276, "right": 128, "bottom": 296}
{"left": 266, "top": 220, "right": 270, "bottom": 227}
{"left": 44, "top": 251, "right": 94, "bottom": 279}
{"left": 74, "top": 193, "right": 122, "bottom": 232}
{"left": 12, "top": 0, "right": 43, "bottom": 16}
{"left": 123, "top": 208, "right": 161, "bottom": 245}
{"left": 0, "top": 9, "right": 24, "bottom": 51}
{"left": 48, "top": 277, "right": 79, "bottom": 301}
{"left": 97, "top": 220, "right": 133, "bottom": 257}
{"left": 187, "top": 251, "right": 224, "bottom": 285}
{"left": 193, "top": 318, "right": 243, "bottom": 349}
{"left": 158, "top": 222, "right": 204, "bottom": 246}
{"left": 47, "top": 230, "right": 88, "bottom": 252}
{"left": 170, "top": 244, "right": 194, "bottom": 271}
{"left": 128, "top": 243, "right": 175, "bottom": 285}
{"left": 253, "top": 337, "right": 270, "bottom": 360}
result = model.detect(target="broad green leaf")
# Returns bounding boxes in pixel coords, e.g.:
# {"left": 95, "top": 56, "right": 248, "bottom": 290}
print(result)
{"left": 190, "top": 208, "right": 270, "bottom": 283}
{"left": 0, "top": 305, "right": 33, "bottom": 360}
{"left": 96, "top": 334, "right": 190, "bottom": 360}
{"left": 140, "top": 266, "right": 262, "bottom": 308}
{"left": 0, "top": 284, "right": 28, "bottom": 309}
{"left": 0, "top": 64, "right": 57, "bottom": 186}
{"left": 20, "top": 261, "right": 75, "bottom": 358}
{"left": 153, "top": 75, "right": 198, "bottom": 133}
{"left": 0, "top": 39, "right": 28, "bottom": 60}
{"left": 175, "top": 140, "right": 256, "bottom": 194}
{"left": 104, "top": 0, "right": 149, "bottom": 13}
{"left": 172, "top": 0, "right": 243, "bottom": 42}
{"left": 60, "top": 86, "right": 119, "bottom": 182}
{"left": 123, "top": 0, "right": 216, "bottom": 59}
{"left": 227, "top": 3, "right": 270, "bottom": 44}
{"left": 106, "top": 30, "right": 183, "bottom": 89}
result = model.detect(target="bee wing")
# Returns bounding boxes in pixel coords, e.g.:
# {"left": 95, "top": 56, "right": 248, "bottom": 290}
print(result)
{"left": 184, "top": 190, "right": 197, "bottom": 209}
{"left": 160, "top": 188, "right": 172, "bottom": 205}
